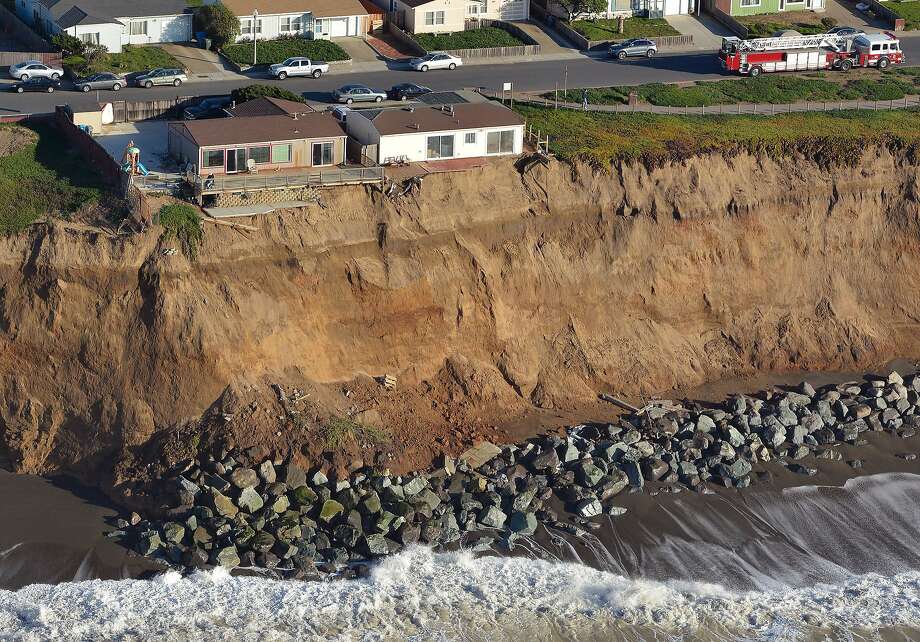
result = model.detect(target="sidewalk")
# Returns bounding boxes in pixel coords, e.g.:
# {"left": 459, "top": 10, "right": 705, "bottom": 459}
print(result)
{"left": 665, "top": 14, "right": 733, "bottom": 50}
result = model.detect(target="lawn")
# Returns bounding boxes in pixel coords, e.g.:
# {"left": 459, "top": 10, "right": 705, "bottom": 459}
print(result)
{"left": 66, "top": 45, "right": 183, "bottom": 74}
{"left": 545, "top": 71, "right": 920, "bottom": 107}
{"left": 513, "top": 103, "right": 920, "bottom": 166}
{"left": 413, "top": 27, "right": 525, "bottom": 51}
{"left": 569, "top": 17, "right": 680, "bottom": 41}
{"left": 0, "top": 123, "right": 108, "bottom": 234}
{"left": 222, "top": 38, "right": 350, "bottom": 66}
{"left": 736, "top": 11, "right": 828, "bottom": 37}
{"left": 887, "top": 0, "right": 920, "bottom": 30}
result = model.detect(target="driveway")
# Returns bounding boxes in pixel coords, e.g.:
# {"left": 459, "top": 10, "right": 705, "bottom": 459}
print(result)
{"left": 512, "top": 20, "right": 576, "bottom": 52}
{"left": 665, "top": 14, "right": 733, "bottom": 50}
{"left": 823, "top": 0, "right": 891, "bottom": 30}
{"left": 335, "top": 37, "right": 382, "bottom": 63}
{"left": 160, "top": 43, "right": 241, "bottom": 80}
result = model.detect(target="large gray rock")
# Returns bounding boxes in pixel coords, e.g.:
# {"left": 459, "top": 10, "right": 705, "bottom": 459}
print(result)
{"left": 530, "top": 448, "right": 560, "bottom": 471}
{"left": 163, "top": 522, "right": 185, "bottom": 545}
{"left": 508, "top": 511, "right": 537, "bottom": 535}
{"left": 237, "top": 487, "right": 264, "bottom": 513}
{"left": 320, "top": 499, "right": 345, "bottom": 523}
{"left": 290, "top": 485, "right": 318, "bottom": 506}
{"left": 363, "top": 534, "right": 389, "bottom": 557}
{"left": 258, "top": 461, "right": 277, "bottom": 484}
{"left": 230, "top": 467, "right": 259, "bottom": 489}
{"left": 721, "top": 458, "right": 752, "bottom": 480}
{"left": 136, "top": 532, "right": 162, "bottom": 555}
{"left": 479, "top": 506, "right": 507, "bottom": 529}
{"left": 280, "top": 462, "right": 307, "bottom": 489}
{"left": 575, "top": 498, "right": 602, "bottom": 518}
{"left": 621, "top": 461, "right": 644, "bottom": 488}
{"left": 213, "top": 545, "right": 241, "bottom": 568}
{"left": 211, "top": 490, "right": 239, "bottom": 518}
{"left": 403, "top": 476, "right": 427, "bottom": 496}
{"left": 574, "top": 462, "right": 604, "bottom": 487}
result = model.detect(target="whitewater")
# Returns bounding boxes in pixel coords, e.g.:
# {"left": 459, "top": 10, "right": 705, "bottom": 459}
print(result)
{"left": 2, "top": 473, "right": 920, "bottom": 641}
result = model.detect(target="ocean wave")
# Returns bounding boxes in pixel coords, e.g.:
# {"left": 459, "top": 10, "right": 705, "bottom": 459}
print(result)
{"left": 0, "top": 546, "right": 919, "bottom": 642}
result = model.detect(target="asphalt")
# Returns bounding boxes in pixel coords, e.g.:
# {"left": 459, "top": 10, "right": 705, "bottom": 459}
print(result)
{"left": 2, "top": 41, "right": 919, "bottom": 115}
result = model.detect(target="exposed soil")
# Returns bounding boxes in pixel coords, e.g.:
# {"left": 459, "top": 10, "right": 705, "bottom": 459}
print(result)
{"left": 1, "top": 148, "right": 919, "bottom": 508}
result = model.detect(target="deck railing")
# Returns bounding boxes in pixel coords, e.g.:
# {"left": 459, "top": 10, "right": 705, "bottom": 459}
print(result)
{"left": 196, "top": 166, "right": 385, "bottom": 194}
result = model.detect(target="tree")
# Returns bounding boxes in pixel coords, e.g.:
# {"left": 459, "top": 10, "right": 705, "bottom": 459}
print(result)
{"left": 555, "top": 0, "right": 609, "bottom": 21}
{"left": 51, "top": 33, "right": 85, "bottom": 57}
{"left": 195, "top": 3, "right": 240, "bottom": 48}
{"left": 230, "top": 84, "right": 307, "bottom": 105}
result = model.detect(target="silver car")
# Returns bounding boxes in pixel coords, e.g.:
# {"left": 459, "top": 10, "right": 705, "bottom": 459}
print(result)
{"left": 608, "top": 38, "right": 657, "bottom": 60}
{"left": 332, "top": 84, "right": 387, "bottom": 104}
{"left": 136, "top": 67, "right": 188, "bottom": 88}
{"left": 74, "top": 72, "right": 124, "bottom": 92}
{"left": 9, "top": 60, "right": 63, "bottom": 81}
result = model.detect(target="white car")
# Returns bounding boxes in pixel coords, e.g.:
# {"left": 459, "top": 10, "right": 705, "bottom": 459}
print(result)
{"left": 9, "top": 60, "right": 63, "bottom": 81}
{"left": 269, "top": 57, "right": 329, "bottom": 79}
{"left": 409, "top": 52, "right": 462, "bottom": 72}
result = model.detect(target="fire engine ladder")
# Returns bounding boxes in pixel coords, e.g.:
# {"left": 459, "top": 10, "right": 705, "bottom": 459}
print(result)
{"left": 736, "top": 33, "right": 849, "bottom": 52}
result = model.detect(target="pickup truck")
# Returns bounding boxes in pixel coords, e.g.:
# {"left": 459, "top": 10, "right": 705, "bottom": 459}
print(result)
{"left": 269, "top": 57, "right": 329, "bottom": 80}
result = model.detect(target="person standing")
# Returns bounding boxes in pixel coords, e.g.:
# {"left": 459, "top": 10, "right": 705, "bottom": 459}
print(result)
{"left": 582, "top": 88, "right": 589, "bottom": 112}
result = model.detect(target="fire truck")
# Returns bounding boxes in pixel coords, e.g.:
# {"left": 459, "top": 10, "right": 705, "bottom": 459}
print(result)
{"left": 720, "top": 31, "right": 904, "bottom": 77}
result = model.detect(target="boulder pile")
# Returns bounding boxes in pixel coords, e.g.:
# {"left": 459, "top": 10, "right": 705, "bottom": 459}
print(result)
{"left": 117, "top": 371, "right": 919, "bottom": 575}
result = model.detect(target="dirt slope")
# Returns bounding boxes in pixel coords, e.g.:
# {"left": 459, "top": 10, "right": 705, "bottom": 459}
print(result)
{"left": 1, "top": 147, "right": 919, "bottom": 492}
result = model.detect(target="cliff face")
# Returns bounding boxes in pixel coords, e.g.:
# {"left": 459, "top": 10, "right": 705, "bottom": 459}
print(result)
{"left": 2, "top": 147, "right": 919, "bottom": 482}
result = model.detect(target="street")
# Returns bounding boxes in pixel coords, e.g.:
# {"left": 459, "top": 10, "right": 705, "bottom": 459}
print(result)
{"left": 1, "top": 41, "right": 919, "bottom": 115}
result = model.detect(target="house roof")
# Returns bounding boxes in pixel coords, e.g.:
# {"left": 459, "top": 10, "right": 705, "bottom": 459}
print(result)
{"left": 398, "top": 0, "right": 437, "bottom": 7}
{"left": 180, "top": 113, "right": 345, "bottom": 147}
{"left": 42, "top": 0, "right": 189, "bottom": 23}
{"left": 228, "top": 96, "right": 315, "bottom": 118}
{"left": 219, "top": 0, "right": 369, "bottom": 18}
{"left": 364, "top": 103, "right": 524, "bottom": 136}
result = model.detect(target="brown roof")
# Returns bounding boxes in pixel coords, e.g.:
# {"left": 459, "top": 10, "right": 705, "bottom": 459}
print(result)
{"left": 368, "top": 103, "right": 524, "bottom": 136}
{"left": 228, "top": 96, "right": 315, "bottom": 118}
{"left": 180, "top": 113, "right": 345, "bottom": 147}
{"left": 219, "top": 0, "right": 369, "bottom": 18}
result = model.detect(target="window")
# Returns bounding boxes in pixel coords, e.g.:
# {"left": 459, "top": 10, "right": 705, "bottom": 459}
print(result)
{"left": 312, "top": 141, "right": 334, "bottom": 166}
{"left": 424, "top": 10, "right": 445, "bottom": 25}
{"left": 240, "top": 18, "right": 262, "bottom": 35}
{"left": 486, "top": 130, "right": 515, "bottom": 154}
{"left": 739, "top": 0, "right": 760, "bottom": 6}
{"left": 271, "top": 144, "right": 292, "bottom": 163}
{"left": 468, "top": 3, "right": 479, "bottom": 14}
{"left": 80, "top": 32, "right": 100, "bottom": 45}
{"left": 426, "top": 134, "right": 454, "bottom": 159}
{"left": 203, "top": 149, "right": 224, "bottom": 168}
{"left": 129, "top": 20, "right": 147, "bottom": 36}
{"left": 464, "top": 132, "right": 476, "bottom": 144}
{"left": 281, "top": 15, "right": 302, "bottom": 31}
{"left": 872, "top": 44, "right": 881, "bottom": 51}
{"left": 248, "top": 146, "right": 270, "bottom": 164}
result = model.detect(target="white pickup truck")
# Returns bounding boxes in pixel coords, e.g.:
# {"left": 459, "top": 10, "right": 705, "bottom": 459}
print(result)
{"left": 269, "top": 57, "right": 329, "bottom": 80}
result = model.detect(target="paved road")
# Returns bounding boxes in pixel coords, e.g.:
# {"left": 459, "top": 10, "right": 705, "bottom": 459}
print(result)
{"left": 1, "top": 41, "right": 919, "bottom": 115}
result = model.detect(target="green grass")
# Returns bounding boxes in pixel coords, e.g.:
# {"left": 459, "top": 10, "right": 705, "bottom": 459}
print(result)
{"left": 569, "top": 17, "right": 679, "bottom": 41}
{"left": 222, "top": 37, "right": 349, "bottom": 66}
{"left": 0, "top": 123, "right": 107, "bottom": 234}
{"left": 888, "top": 0, "right": 920, "bottom": 30}
{"left": 514, "top": 104, "right": 920, "bottom": 167}
{"left": 736, "top": 11, "right": 825, "bottom": 38}
{"left": 71, "top": 45, "right": 184, "bottom": 74}
{"left": 320, "top": 416, "right": 389, "bottom": 451}
{"left": 414, "top": 26, "right": 524, "bottom": 51}
{"left": 156, "top": 204, "right": 203, "bottom": 259}
{"left": 545, "top": 73, "right": 920, "bottom": 107}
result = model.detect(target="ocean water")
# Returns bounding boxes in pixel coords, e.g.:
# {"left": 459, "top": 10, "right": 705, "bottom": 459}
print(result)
{"left": 2, "top": 474, "right": 920, "bottom": 642}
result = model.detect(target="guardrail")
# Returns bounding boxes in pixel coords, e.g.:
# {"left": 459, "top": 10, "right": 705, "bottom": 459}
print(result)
{"left": 197, "top": 166, "right": 385, "bottom": 194}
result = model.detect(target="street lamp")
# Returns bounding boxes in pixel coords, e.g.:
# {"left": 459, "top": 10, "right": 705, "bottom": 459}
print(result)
{"left": 252, "top": 8, "right": 259, "bottom": 65}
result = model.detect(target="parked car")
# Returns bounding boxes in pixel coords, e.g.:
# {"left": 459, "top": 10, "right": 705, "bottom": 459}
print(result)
{"left": 387, "top": 83, "right": 433, "bottom": 101}
{"left": 183, "top": 96, "right": 233, "bottom": 120}
{"left": 10, "top": 77, "right": 61, "bottom": 93}
{"left": 9, "top": 60, "right": 63, "bottom": 81}
{"left": 332, "top": 84, "right": 387, "bottom": 104}
{"left": 74, "top": 72, "right": 124, "bottom": 92}
{"left": 135, "top": 68, "right": 187, "bottom": 88}
{"left": 826, "top": 26, "right": 866, "bottom": 37}
{"left": 269, "top": 57, "right": 329, "bottom": 80}
{"left": 609, "top": 39, "right": 657, "bottom": 60}
{"left": 409, "top": 52, "right": 462, "bottom": 72}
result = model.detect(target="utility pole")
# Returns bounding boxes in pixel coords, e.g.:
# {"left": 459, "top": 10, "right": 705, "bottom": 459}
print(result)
{"left": 563, "top": 65, "right": 568, "bottom": 101}
{"left": 252, "top": 9, "right": 259, "bottom": 66}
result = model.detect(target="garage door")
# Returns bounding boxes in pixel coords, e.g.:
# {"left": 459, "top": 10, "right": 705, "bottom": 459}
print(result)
{"left": 159, "top": 15, "right": 192, "bottom": 43}
{"left": 328, "top": 17, "right": 348, "bottom": 37}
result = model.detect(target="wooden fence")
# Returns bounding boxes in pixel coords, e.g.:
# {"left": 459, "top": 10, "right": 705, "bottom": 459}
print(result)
{"left": 109, "top": 96, "right": 198, "bottom": 122}
{"left": 0, "top": 4, "right": 61, "bottom": 67}
{"left": 385, "top": 23, "right": 426, "bottom": 56}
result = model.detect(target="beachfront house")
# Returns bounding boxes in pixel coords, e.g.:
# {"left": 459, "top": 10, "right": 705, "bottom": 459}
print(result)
{"left": 15, "top": 0, "right": 193, "bottom": 52}
{"left": 216, "top": 0, "right": 376, "bottom": 41}
{"left": 378, "top": 0, "right": 529, "bottom": 33}
{"left": 344, "top": 102, "right": 525, "bottom": 165}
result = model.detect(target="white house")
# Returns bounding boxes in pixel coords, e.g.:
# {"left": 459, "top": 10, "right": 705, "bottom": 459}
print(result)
{"left": 379, "top": 0, "right": 529, "bottom": 34}
{"left": 16, "top": 0, "right": 192, "bottom": 52}
{"left": 218, "top": 0, "right": 376, "bottom": 41}
{"left": 534, "top": 0, "right": 691, "bottom": 18}
{"left": 345, "top": 102, "right": 525, "bottom": 165}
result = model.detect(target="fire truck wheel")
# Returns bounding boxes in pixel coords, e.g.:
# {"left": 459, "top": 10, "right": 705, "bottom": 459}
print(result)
{"left": 749, "top": 66, "right": 762, "bottom": 78}
{"left": 877, "top": 57, "right": 890, "bottom": 69}
{"left": 839, "top": 59, "right": 853, "bottom": 72}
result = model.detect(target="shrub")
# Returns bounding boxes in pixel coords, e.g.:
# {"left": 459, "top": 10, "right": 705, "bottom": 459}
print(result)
{"left": 230, "top": 84, "right": 306, "bottom": 104}
{"left": 51, "top": 33, "right": 85, "bottom": 56}
{"left": 222, "top": 37, "right": 349, "bottom": 66}
{"left": 196, "top": 3, "right": 240, "bottom": 48}
{"left": 414, "top": 27, "right": 525, "bottom": 50}
{"left": 820, "top": 16, "right": 838, "bottom": 29}
{"left": 156, "top": 204, "right": 203, "bottom": 259}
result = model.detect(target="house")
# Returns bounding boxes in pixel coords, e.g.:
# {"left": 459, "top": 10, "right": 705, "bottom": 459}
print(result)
{"left": 709, "top": 0, "right": 824, "bottom": 17}
{"left": 168, "top": 109, "right": 347, "bottom": 175}
{"left": 533, "top": 0, "right": 694, "bottom": 19}
{"left": 217, "top": 0, "right": 375, "bottom": 41}
{"left": 15, "top": 0, "right": 192, "bottom": 52}
{"left": 344, "top": 102, "right": 525, "bottom": 165}
{"left": 382, "top": 0, "right": 529, "bottom": 33}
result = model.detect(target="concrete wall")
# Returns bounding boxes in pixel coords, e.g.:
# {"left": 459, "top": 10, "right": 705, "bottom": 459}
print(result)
{"left": 376, "top": 124, "right": 523, "bottom": 163}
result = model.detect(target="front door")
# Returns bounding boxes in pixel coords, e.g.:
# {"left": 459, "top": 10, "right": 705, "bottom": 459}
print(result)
{"left": 779, "top": 0, "right": 786, "bottom": 9}
{"left": 226, "top": 148, "right": 245, "bottom": 173}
